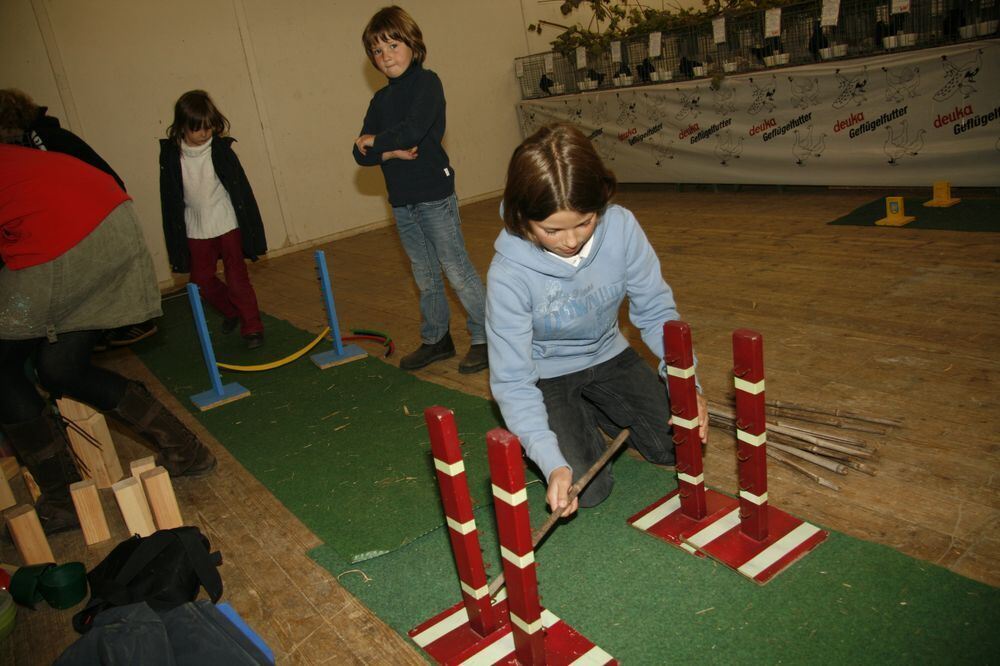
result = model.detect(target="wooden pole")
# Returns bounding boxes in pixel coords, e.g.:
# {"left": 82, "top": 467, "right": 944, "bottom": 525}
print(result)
{"left": 768, "top": 450, "right": 841, "bottom": 491}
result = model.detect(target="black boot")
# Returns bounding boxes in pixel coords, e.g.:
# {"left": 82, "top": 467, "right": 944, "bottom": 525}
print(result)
{"left": 399, "top": 332, "right": 456, "bottom": 370}
{"left": 458, "top": 344, "right": 489, "bottom": 374}
{"left": 3, "top": 412, "right": 82, "bottom": 535}
{"left": 110, "top": 381, "right": 216, "bottom": 477}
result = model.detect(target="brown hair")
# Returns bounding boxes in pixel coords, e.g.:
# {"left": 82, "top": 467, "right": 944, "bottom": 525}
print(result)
{"left": 0, "top": 88, "right": 40, "bottom": 136}
{"left": 361, "top": 6, "right": 426, "bottom": 67}
{"left": 502, "top": 124, "right": 617, "bottom": 240}
{"left": 166, "top": 90, "right": 230, "bottom": 144}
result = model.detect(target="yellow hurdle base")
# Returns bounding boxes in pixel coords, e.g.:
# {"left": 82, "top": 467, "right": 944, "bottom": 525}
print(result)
{"left": 923, "top": 197, "right": 961, "bottom": 208}
{"left": 924, "top": 181, "right": 961, "bottom": 208}
{"left": 876, "top": 214, "right": 915, "bottom": 226}
{"left": 877, "top": 197, "right": 915, "bottom": 226}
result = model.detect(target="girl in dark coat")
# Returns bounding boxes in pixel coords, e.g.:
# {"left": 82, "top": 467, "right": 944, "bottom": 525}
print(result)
{"left": 159, "top": 90, "right": 267, "bottom": 348}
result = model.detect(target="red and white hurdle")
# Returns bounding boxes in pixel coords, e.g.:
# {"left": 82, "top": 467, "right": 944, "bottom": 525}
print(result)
{"left": 628, "top": 322, "right": 827, "bottom": 584}
{"left": 410, "top": 407, "right": 616, "bottom": 665}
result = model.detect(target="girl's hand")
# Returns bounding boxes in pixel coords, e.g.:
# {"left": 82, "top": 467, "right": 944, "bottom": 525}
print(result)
{"left": 546, "top": 467, "right": 578, "bottom": 517}
{"left": 355, "top": 134, "right": 376, "bottom": 156}
{"left": 668, "top": 391, "right": 709, "bottom": 444}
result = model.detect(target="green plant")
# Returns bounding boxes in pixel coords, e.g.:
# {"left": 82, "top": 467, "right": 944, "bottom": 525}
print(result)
{"left": 529, "top": 0, "right": 804, "bottom": 55}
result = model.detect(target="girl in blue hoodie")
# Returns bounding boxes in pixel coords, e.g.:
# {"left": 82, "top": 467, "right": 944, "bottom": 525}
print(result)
{"left": 486, "top": 124, "right": 708, "bottom": 517}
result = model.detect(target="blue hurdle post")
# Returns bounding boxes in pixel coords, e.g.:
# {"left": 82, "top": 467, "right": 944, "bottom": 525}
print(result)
{"left": 311, "top": 250, "right": 367, "bottom": 369}
{"left": 187, "top": 283, "right": 251, "bottom": 410}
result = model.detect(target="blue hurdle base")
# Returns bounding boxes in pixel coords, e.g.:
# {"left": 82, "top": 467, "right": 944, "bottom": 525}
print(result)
{"left": 311, "top": 344, "right": 367, "bottom": 370}
{"left": 191, "top": 382, "right": 251, "bottom": 411}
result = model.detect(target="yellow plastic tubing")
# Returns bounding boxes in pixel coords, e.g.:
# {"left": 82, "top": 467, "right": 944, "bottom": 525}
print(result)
{"left": 216, "top": 327, "right": 331, "bottom": 372}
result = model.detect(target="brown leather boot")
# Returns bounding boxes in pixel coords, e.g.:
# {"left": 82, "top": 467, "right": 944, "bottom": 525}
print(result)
{"left": 3, "top": 412, "right": 82, "bottom": 535}
{"left": 110, "top": 381, "right": 216, "bottom": 477}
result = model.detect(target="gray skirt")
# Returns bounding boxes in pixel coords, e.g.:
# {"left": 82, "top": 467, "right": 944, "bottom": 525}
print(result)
{"left": 0, "top": 200, "right": 162, "bottom": 341}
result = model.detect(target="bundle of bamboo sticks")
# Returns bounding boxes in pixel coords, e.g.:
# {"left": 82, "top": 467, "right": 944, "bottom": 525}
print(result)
{"left": 708, "top": 400, "right": 900, "bottom": 491}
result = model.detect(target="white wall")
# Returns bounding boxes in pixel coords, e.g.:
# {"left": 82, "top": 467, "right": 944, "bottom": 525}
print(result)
{"left": 2, "top": 0, "right": 530, "bottom": 283}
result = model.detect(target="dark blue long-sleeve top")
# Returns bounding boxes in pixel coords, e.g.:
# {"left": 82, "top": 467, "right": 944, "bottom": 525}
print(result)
{"left": 352, "top": 61, "right": 456, "bottom": 207}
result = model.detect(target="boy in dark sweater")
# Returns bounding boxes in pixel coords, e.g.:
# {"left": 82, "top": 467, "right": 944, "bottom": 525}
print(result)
{"left": 353, "top": 5, "right": 487, "bottom": 374}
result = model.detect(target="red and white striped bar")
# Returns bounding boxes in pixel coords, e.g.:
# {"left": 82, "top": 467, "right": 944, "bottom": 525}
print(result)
{"left": 409, "top": 588, "right": 616, "bottom": 665}
{"left": 628, "top": 321, "right": 738, "bottom": 556}
{"left": 732, "top": 329, "right": 769, "bottom": 541}
{"left": 488, "top": 428, "right": 546, "bottom": 665}
{"left": 410, "top": 421, "right": 615, "bottom": 665}
{"left": 425, "top": 406, "right": 498, "bottom": 637}
{"left": 682, "top": 329, "right": 828, "bottom": 584}
{"left": 664, "top": 321, "right": 706, "bottom": 520}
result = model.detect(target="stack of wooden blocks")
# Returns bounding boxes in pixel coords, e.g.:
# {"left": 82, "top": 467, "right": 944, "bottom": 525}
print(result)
{"left": 2, "top": 398, "right": 186, "bottom": 566}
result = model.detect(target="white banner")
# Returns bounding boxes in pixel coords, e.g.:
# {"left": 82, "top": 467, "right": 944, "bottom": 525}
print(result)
{"left": 516, "top": 40, "right": 1000, "bottom": 186}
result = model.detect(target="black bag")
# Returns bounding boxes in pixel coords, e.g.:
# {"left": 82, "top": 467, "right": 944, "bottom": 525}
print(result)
{"left": 73, "top": 526, "right": 223, "bottom": 633}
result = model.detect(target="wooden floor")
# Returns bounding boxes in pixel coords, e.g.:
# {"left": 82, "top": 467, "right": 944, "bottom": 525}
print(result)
{"left": 3, "top": 186, "right": 997, "bottom": 663}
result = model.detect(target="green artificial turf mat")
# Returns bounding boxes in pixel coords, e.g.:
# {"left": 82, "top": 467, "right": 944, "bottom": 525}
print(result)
{"left": 313, "top": 455, "right": 1000, "bottom": 664}
{"left": 828, "top": 197, "right": 1000, "bottom": 231}
{"left": 131, "top": 295, "right": 526, "bottom": 563}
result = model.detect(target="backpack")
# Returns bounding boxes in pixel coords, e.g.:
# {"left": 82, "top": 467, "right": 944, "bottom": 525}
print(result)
{"left": 72, "top": 526, "right": 223, "bottom": 633}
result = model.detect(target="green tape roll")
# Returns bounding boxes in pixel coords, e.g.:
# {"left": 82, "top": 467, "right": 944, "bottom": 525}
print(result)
{"left": 8, "top": 561, "right": 87, "bottom": 610}
{"left": 8, "top": 564, "right": 51, "bottom": 609}
{"left": 37, "top": 562, "right": 87, "bottom": 609}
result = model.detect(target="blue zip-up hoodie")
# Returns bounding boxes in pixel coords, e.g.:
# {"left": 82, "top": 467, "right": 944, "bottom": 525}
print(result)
{"left": 486, "top": 204, "right": 682, "bottom": 482}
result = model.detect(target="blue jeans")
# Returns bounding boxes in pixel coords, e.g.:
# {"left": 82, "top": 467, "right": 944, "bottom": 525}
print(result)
{"left": 538, "top": 348, "right": 675, "bottom": 507}
{"left": 392, "top": 194, "right": 486, "bottom": 345}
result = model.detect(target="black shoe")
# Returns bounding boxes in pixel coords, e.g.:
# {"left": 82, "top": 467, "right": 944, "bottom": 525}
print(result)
{"left": 245, "top": 332, "right": 264, "bottom": 349}
{"left": 107, "top": 321, "right": 158, "bottom": 347}
{"left": 222, "top": 316, "right": 240, "bottom": 334}
{"left": 458, "top": 344, "right": 489, "bottom": 374}
{"left": 399, "top": 333, "right": 455, "bottom": 370}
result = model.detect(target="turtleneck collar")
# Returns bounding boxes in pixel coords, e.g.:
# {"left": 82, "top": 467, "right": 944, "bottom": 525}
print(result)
{"left": 181, "top": 135, "right": 213, "bottom": 158}
{"left": 387, "top": 60, "right": 421, "bottom": 86}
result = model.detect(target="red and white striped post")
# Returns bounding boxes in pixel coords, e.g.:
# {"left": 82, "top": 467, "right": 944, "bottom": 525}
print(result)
{"left": 664, "top": 321, "right": 707, "bottom": 520}
{"left": 487, "top": 428, "right": 546, "bottom": 666}
{"left": 628, "top": 320, "right": 738, "bottom": 555}
{"left": 425, "top": 406, "right": 498, "bottom": 637}
{"left": 732, "top": 330, "right": 769, "bottom": 541}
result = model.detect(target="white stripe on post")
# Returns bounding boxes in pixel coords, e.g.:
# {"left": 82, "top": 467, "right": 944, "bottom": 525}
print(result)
{"left": 491, "top": 483, "right": 527, "bottom": 506}
{"left": 434, "top": 458, "right": 466, "bottom": 476}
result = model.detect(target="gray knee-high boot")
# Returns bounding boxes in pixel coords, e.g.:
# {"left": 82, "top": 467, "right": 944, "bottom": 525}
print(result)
{"left": 110, "top": 381, "right": 216, "bottom": 477}
{"left": 2, "top": 411, "right": 82, "bottom": 535}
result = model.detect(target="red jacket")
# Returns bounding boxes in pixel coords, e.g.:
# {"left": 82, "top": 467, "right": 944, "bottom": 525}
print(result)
{"left": 0, "top": 144, "right": 129, "bottom": 270}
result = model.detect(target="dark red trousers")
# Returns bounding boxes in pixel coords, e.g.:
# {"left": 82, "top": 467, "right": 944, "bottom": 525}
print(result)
{"left": 187, "top": 229, "right": 263, "bottom": 336}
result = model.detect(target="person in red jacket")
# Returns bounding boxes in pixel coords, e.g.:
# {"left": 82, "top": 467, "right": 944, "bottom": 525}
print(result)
{"left": 0, "top": 87, "right": 159, "bottom": 348}
{"left": 0, "top": 145, "right": 216, "bottom": 535}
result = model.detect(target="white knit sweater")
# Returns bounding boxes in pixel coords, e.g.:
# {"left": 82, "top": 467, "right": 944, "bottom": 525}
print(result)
{"left": 181, "top": 136, "right": 239, "bottom": 239}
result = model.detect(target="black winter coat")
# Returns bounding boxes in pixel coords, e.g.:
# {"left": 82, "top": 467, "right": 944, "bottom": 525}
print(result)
{"left": 159, "top": 137, "right": 267, "bottom": 274}
{"left": 19, "top": 107, "right": 126, "bottom": 191}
